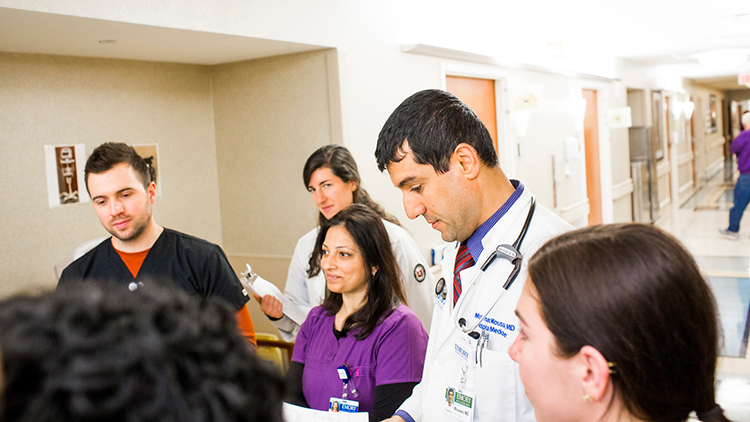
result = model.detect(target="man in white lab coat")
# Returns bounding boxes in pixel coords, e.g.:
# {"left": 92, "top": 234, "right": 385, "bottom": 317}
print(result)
{"left": 376, "top": 89, "right": 572, "bottom": 422}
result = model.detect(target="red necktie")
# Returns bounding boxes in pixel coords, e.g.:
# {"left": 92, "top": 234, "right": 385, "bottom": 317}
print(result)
{"left": 453, "top": 243, "right": 474, "bottom": 307}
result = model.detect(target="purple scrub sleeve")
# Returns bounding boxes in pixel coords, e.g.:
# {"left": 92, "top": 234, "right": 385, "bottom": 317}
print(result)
{"left": 292, "top": 304, "right": 428, "bottom": 413}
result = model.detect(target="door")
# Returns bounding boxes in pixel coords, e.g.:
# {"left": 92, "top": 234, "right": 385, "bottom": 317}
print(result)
{"left": 690, "top": 96, "right": 697, "bottom": 189}
{"left": 583, "top": 89, "right": 602, "bottom": 225}
{"left": 663, "top": 95, "right": 673, "bottom": 199}
{"left": 446, "top": 76, "right": 498, "bottom": 152}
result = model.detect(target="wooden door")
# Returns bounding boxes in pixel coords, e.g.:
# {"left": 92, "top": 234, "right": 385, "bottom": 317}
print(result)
{"left": 652, "top": 91, "right": 663, "bottom": 160}
{"left": 583, "top": 89, "right": 602, "bottom": 226}
{"left": 690, "top": 96, "right": 696, "bottom": 189}
{"left": 446, "top": 76, "right": 498, "bottom": 152}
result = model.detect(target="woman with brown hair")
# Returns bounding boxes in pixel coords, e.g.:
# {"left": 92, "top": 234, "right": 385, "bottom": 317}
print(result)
{"left": 509, "top": 224, "right": 729, "bottom": 422}
{"left": 285, "top": 204, "right": 428, "bottom": 421}
{"left": 259, "top": 145, "right": 434, "bottom": 341}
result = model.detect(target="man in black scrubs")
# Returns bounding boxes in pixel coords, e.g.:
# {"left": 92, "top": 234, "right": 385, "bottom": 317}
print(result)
{"left": 59, "top": 142, "right": 256, "bottom": 347}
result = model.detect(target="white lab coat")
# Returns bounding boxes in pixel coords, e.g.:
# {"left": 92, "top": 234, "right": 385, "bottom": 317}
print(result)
{"left": 272, "top": 219, "right": 435, "bottom": 341}
{"left": 397, "top": 189, "right": 573, "bottom": 422}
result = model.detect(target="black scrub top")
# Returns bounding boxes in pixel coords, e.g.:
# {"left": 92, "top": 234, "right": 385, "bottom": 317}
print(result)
{"left": 59, "top": 228, "right": 248, "bottom": 310}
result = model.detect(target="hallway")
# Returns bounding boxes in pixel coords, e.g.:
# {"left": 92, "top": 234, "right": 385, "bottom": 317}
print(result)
{"left": 656, "top": 172, "right": 750, "bottom": 421}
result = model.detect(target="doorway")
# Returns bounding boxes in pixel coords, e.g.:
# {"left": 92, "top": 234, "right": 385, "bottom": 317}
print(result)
{"left": 583, "top": 89, "right": 602, "bottom": 225}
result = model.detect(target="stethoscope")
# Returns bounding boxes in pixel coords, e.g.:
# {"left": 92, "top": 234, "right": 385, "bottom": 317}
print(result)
{"left": 436, "top": 196, "right": 536, "bottom": 339}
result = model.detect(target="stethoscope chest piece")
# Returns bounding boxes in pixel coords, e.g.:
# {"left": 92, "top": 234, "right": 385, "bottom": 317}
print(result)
{"left": 435, "top": 277, "right": 446, "bottom": 299}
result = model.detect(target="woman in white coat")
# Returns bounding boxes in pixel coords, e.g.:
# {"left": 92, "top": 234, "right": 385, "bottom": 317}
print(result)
{"left": 260, "top": 145, "right": 434, "bottom": 341}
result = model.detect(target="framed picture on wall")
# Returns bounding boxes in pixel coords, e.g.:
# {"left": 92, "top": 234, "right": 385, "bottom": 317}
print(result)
{"left": 706, "top": 94, "right": 718, "bottom": 134}
{"left": 44, "top": 144, "right": 89, "bottom": 208}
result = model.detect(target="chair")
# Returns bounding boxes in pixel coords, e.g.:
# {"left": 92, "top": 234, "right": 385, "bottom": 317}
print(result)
{"left": 54, "top": 237, "right": 109, "bottom": 280}
{"left": 256, "top": 333, "right": 294, "bottom": 374}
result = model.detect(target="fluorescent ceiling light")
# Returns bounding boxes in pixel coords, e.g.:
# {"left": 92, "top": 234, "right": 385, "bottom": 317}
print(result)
{"left": 693, "top": 49, "right": 750, "bottom": 71}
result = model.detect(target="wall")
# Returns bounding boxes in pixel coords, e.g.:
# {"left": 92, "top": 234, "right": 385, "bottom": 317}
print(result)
{"left": 672, "top": 93, "right": 695, "bottom": 205}
{"left": 211, "top": 49, "right": 338, "bottom": 335}
{"left": 627, "top": 89, "right": 648, "bottom": 127}
{"left": 0, "top": 52, "right": 222, "bottom": 297}
{"left": 684, "top": 80, "right": 727, "bottom": 185}
{"left": 1, "top": 2, "right": 647, "bottom": 304}
{"left": 0, "top": 1, "right": 640, "bottom": 254}
{"left": 727, "top": 89, "right": 750, "bottom": 102}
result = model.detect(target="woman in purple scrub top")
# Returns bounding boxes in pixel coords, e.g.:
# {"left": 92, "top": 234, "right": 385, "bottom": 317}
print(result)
{"left": 259, "top": 145, "right": 434, "bottom": 341}
{"left": 285, "top": 204, "right": 428, "bottom": 421}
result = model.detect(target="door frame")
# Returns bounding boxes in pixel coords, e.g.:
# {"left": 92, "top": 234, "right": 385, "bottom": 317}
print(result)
{"left": 580, "top": 82, "right": 615, "bottom": 224}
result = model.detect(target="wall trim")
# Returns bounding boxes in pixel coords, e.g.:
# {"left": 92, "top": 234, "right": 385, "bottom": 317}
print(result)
{"left": 612, "top": 178, "right": 634, "bottom": 200}
{"left": 226, "top": 252, "right": 292, "bottom": 261}
{"left": 707, "top": 157, "right": 725, "bottom": 179}
{"left": 404, "top": 44, "right": 620, "bottom": 82}
{"left": 559, "top": 198, "right": 590, "bottom": 224}
{"left": 677, "top": 151, "right": 694, "bottom": 166}
{"left": 679, "top": 180, "right": 695, "bottom": 195}
{"left": 656, "top": 160, "right": 671, "bottom": 177}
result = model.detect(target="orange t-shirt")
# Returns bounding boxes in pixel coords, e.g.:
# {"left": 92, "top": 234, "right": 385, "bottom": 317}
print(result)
{"left": 114, "top": 247, "right": 150, "bottom": 278}
{"left": 113, "top": 244, "right": 257, "bottom": 349}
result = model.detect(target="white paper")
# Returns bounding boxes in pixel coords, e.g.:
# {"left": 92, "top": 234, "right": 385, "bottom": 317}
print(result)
{"left": 239, "top": 265, "right": 308, "bottom": 325}
{"left": 282, "top": 403, "right": 368, "bottom": 422}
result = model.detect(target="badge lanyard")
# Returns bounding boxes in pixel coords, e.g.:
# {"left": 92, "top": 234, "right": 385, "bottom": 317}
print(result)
{"left": 337, "top": 363, "right": 359, "bottom": 399}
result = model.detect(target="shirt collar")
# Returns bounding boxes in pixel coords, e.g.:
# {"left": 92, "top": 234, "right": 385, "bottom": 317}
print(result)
{"left": 464, "top": 180, "right": 524, "bottom": 261}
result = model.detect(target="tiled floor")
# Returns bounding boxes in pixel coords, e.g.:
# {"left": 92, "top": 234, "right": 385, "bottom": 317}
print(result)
{"left": 656, "top": 174, "right": 750, "bottom": 422}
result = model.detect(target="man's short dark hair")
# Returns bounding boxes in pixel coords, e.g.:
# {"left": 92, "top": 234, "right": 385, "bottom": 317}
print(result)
{"left": 0, "top": 283, "right": 284, "bottom": 422}
{"left": 376, "top": 89, "right": 499, "bottom": 173}
{"left": 85, "top": 142, "right": 151, "bottom": 193}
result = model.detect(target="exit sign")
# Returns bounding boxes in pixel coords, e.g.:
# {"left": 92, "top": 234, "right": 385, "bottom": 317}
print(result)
{"left": 740, "top": 73, "right": 750, "bottom": 86}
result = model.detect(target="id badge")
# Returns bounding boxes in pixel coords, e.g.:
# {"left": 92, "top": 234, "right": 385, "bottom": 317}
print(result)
{"left": 444, "top": 386, "right": 475, "bottom": 422}
{"left": 329, "top": 397, "right": 359, "bottom": 413}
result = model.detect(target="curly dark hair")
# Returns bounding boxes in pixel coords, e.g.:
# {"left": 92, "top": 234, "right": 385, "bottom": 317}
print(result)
{"left": 0, "top": 282, "right": 284, "bottom": 422}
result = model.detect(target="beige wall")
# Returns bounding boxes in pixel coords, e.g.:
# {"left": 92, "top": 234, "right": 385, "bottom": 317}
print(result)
{"left": 212, "top": 50, "right": 338, "bottom": 335}
{"left": 0, "top": 52, "right": 223, "bottom": 297}
{"left": 684, "top": 80, "right": 726, "bottom": 186}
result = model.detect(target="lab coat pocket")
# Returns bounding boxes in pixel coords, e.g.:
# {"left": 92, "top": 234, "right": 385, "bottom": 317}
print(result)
{"left": 474, "top": 349, "right": 515, "bottom": 422}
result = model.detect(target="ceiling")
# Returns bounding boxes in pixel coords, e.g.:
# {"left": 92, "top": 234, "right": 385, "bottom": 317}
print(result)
{"left": 0, "top": 7, "right": 324, "bottom": 66}
{"left": 0, "top": 3, "right": 749, "bottom": 91}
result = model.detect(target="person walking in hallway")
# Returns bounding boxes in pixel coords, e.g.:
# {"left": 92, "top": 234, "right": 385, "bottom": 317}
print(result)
{"left": 720, "top": 111, "right": 750, "bottom": 240}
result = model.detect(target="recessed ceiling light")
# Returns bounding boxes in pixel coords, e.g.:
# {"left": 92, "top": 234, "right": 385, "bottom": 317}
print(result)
{"left": 98, "top": 39, "right": 117, "bottom": 44}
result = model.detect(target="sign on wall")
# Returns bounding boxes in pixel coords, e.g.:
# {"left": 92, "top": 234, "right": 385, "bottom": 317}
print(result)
{"left": 607, "top": 107, "right": 632, "bottom": 128}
